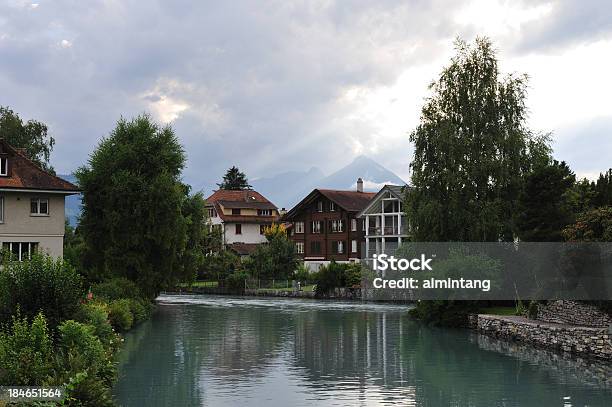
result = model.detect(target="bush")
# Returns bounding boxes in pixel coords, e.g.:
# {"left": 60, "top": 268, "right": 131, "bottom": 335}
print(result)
{"left": 127, "top": 298, "right": 152, "bottom": 325}
{"left": 314, "top": 261, "right": 365, "bottom": 297}
{"left": 225, "top": 271, "right": 249, "bottom": 293}
{"left": 75, "top": 302, "right": 115, "bottom": 347}
{"left": 57, "top": 320, "right": 106, "bottom": 370}
{"left": 92, "top": 277, "right": 144, "bottom": 301}
{"left": 408, "top": 300, "right": 479, "bottom": 327}
{"left": 0, "top": 255, "right": 83, "bottom": 328}
{"left": 108, "top": 299, "right": 134, "bottom": 332}
{"left": 0, "top": 312, "right": 54, "bottom": 385}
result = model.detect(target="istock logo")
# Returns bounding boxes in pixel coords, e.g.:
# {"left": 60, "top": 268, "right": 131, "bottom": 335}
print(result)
{"left": 372, "top": 254, "right": 434, "bottom": 271}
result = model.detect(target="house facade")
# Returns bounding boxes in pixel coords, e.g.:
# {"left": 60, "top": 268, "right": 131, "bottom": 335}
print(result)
{"left": 205, "top": 189, "right": 280, "bottom": 254}
{"left": 0, "top": 140, "right": 79, "bottom": 260}
{"left": 357, "top": 184, "right": 409, "bottom": 260}
{"left": 283, "top": 179, "right": 375, "bottom": 270}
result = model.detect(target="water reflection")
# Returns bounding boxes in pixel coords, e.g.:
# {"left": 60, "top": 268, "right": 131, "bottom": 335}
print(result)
{"left": 114, "top": 295, "right": 612, "bottom": 407}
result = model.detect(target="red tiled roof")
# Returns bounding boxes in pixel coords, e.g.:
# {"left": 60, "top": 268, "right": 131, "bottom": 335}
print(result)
{"left": 206, "top": 189, "right": 276, "bottom": 208}
{"left": 0, "top": 140, "right": 79, "bottom": 193}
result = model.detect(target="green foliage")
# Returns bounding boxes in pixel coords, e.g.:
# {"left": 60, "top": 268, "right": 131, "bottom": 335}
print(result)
{"left": 408, "top": 301, "right": 479, "bottom": 327}
{"left": 225, "top": 271, "right": 249, "bottom": 293}
{"left": 527, "top": 301, "right": 539, "bottom": 319}
{"left": 592, "top": 169, "right": 612, "bottom": 208}
{"left": 217, "top": 166, "right": 252, "bottom": 190}
{"left": 245, "top": 232, "right": 298, "bottom": 280}
{"left": 58, "top": 320, "right": 106, "bottom": 370}
{"left": 64, "top": 220, "right": 87, "bottom": 271}
{"left": 314, "top": 261, "right": 365, "bottom": 297}
{"left": 516, "top": 160, "right": 576, "bottom": 241}
{"left": 0, "top": 105, "right": 56, "bottom": 173}
{"left": 92, "top": 277, "right": 144, "bottom": 301}
{"left": 108, "top": 299, "right": 134, "bottom": 332}
{"left": 0, "top": 313, "right": 54, "bottom": 385}
{"left": 406, "top": 37, "right": 550, "bottom": 242}
{"left": 293, "top": 263, "right": 316, "bottom": 284}
{"left": 76, "top": 114, "right": 205, "bottom": 298}
{"left": 0, "top": 254, "right": 83, "bottom": 328}
{"left": 562, "top": 206, "right": 612, "bottom": 242}
{"left": 74, "top": 302, "right": 116, "bottom": 347}
{"left": 199, "top": 249, "right": 241, "bottom": 280}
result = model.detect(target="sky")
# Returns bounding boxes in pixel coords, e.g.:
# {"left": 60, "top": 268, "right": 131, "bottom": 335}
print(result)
{"left": 1, "top": 0, "right": 611, "bottom": 193}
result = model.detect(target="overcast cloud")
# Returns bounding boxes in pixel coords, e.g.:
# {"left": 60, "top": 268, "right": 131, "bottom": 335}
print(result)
{"left": 1, "top": 0, "right": 611, "bottom": 193}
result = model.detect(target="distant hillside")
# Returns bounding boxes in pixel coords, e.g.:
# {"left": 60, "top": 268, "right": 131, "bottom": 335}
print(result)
{"left": 252, "top": 156, "right": 406, "bottom": 209}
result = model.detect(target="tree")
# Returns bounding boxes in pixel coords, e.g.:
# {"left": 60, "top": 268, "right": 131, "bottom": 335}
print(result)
{"left": 406, "top": 37, "right": 550, "bottom": 242}
{"left": 245, "top": 224, "right": 297, "bottom": 280}
{"left": 76, "top": 115, "right": 204, "bottom": 297}
{"left": 0, "top": 106, "right": 56, "bottom": 173}
{"left": 516, "top": 160, "right": 575, "bottom": 241}
{"left": 592, "top": 169, "right": 612, "bottom": 208}
{"left": 562, "top": 207, "right": 612, "bottom": 242}
{"left": 217, "top": 166, "right": 252, "bottom": 190}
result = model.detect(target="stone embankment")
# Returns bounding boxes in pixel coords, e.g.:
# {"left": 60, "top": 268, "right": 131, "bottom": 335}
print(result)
{"left": 468, "top": 304, "right": 611, "bottom": 361}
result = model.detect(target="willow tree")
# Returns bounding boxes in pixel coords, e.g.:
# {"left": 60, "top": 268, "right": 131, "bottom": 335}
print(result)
{"left": 77, "top": 115, "right": 205, "bottom": 297}
{"left": 407, "top": 37, "right": 550, "bottom": 242}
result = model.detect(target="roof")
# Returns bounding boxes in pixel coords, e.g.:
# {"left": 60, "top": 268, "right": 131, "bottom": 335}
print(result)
{"left": 0, "top": 139, "right": 79, "bottom": 193}
{"left": 283, "top": 188, "right": 376, "bottom": 220}
{"left": 357, "top": 184, "right": 409, "bottom": 217}
{"left": 228, "top": 243, "right": 261, "bottom": 256}
{"left": 206, "top": 189, "right": 279, "bottom": 223}
{"left": 206, "top": 189, "right": 277, "bottom": 210}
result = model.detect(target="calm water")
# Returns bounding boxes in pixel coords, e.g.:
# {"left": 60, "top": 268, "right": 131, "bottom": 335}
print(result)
{"left": 113, "top": 295, "right": 612, "bottom": 407}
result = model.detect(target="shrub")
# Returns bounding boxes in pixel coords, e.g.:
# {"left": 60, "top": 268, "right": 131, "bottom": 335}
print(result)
{"left": 57, "top": 320, "right": 106, "bottom": 370}
{"left": 0, "top": 254, "right": 83, "bottom": 329}
{"left": 127, "top": 298, "right": 152, "bottom": 325}
{"left": 527, "top": 301, "right": 539, "bottom": 319}
{"left": 225, "top": 271, "right": 249, "bottom": 293}
{"left": 408, "top": 300, "right": 479, "bottom": 327}
{"left": 75, "top": 302, "right": 115, "bottom": 346}
{"left": 92, "top": 277, "right": 144, "bottom": 301}
{"left": 108, "top": 299, "right": 133, "bottom": 332}
{"left": 0, "top": 312, "right": 54, "bottom": 385}
{"left": 313, "top": 261, "right": 365, "bottom": 297}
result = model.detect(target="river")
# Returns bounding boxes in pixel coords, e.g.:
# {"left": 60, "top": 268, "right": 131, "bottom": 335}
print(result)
{"left": 113, "top": 295, "right": 612, "bottom": 406}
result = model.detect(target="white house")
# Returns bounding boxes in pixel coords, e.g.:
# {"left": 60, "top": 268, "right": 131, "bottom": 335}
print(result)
{"left": 0, "top": 139, "right": 79, "bottom": 260}
{"left": 205, "top": 189, "right": 280, "bottom": 256}
{"left": 357, "top": 184, "right": 409, "bottom": 260}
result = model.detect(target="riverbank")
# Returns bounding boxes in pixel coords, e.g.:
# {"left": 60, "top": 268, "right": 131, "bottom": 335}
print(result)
{"left": 469, "top": 314, "right": 612, "bottom": 361}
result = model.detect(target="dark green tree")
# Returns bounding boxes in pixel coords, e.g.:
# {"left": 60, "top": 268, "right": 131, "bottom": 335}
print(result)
{"left": 516, "top": 160, "right": 575, "bottom": 241}
{"left": 592, "top": 169, "right": 612, "bottom": 207}
{"left": 0, "top": 106, "right": 56, "bottom": 173}
{"left": 406, "top": 37, "right": 550, "bottom": 242}
{"left": 217, "top": 166, "right": 252, "bottom": 190}
{"left": 76, "top": 115, "right": 204, "bottom": 297}
{"left": 563, "top": 207, "right": 612, "bottom": 242}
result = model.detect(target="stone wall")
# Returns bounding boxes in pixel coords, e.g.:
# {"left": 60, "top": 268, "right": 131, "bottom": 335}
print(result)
{"left": 536, "top": 300, "right": 611, "bottom": 328}
{"left": 473, "top": 314, "right": 611, "bottom": 361}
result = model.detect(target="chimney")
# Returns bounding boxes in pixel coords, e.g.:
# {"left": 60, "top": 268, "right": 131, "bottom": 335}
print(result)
{"left": 356, "top": 177, "right": 363, "bottom": 193}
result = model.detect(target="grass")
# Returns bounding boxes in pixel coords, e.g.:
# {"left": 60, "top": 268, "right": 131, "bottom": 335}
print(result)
{"left": 255, "top": 285, "right": 315, "bottom": 293}
{"left": 478, "top": 306, "right": 517, "bottom": 316}
{"left": 179, "top": 281, "right": 219, "bottom": 288}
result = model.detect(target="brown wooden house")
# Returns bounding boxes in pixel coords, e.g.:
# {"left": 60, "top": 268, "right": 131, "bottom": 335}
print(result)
{"left": 282, "top": 178, "right": 375, "bottom": 270}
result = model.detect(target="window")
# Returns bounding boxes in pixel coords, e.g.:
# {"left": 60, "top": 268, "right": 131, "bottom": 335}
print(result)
{"left": 351, "top": 240, "right": 358, "bottom": 253}
{"left": 351, "top": 218, "right": 357, "bottom": 231}
{"left": 333, "top": 241, "right": 344, "bottom": 254}
{"left": 258, "top": 209, "right": 272, "bottom": 216}
{"left": 235, "top": 224, "right": 242, "bottom": 234}
{"left": 329, "top": 202, "right": 336, "bottom": 212}
{"left": 311, "top": 220, "right": 322, "bottom": 234}
{"left": 295, "top": 221, "right": 304, "bottom": 234}
{"left": 317, "top": 201, "right": 323, "bottom": 212}
{"left": 232, "top": 208, "right": 241, "bottom": 215}
{"left": 30, "top": 198, "right": 49, "bottom": 215}
{"left": 208, "top": 208, "right": 217, "bottom": 218}
{"left": 0, "top": 196, "right": 3, "bottom": 223}
{"left": 0, "top": 157, "right": 7, "bottom": 176}
{"left": 330, "top": 219, "right": 344, "bottom": 233}
{"left": 296, "top": 242, "right": 304, "bottom": 254}
{"left": 2, "top": 242, "right": 38, "bottom": 261}
{"left": 362, "top": 219, "right": 366, "bottom": 231}
{"left": 260, "top": 225, "right": 266, "bottom": 235}
{"left": 310, "top": 241, "right": 321, "bottom": 254}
